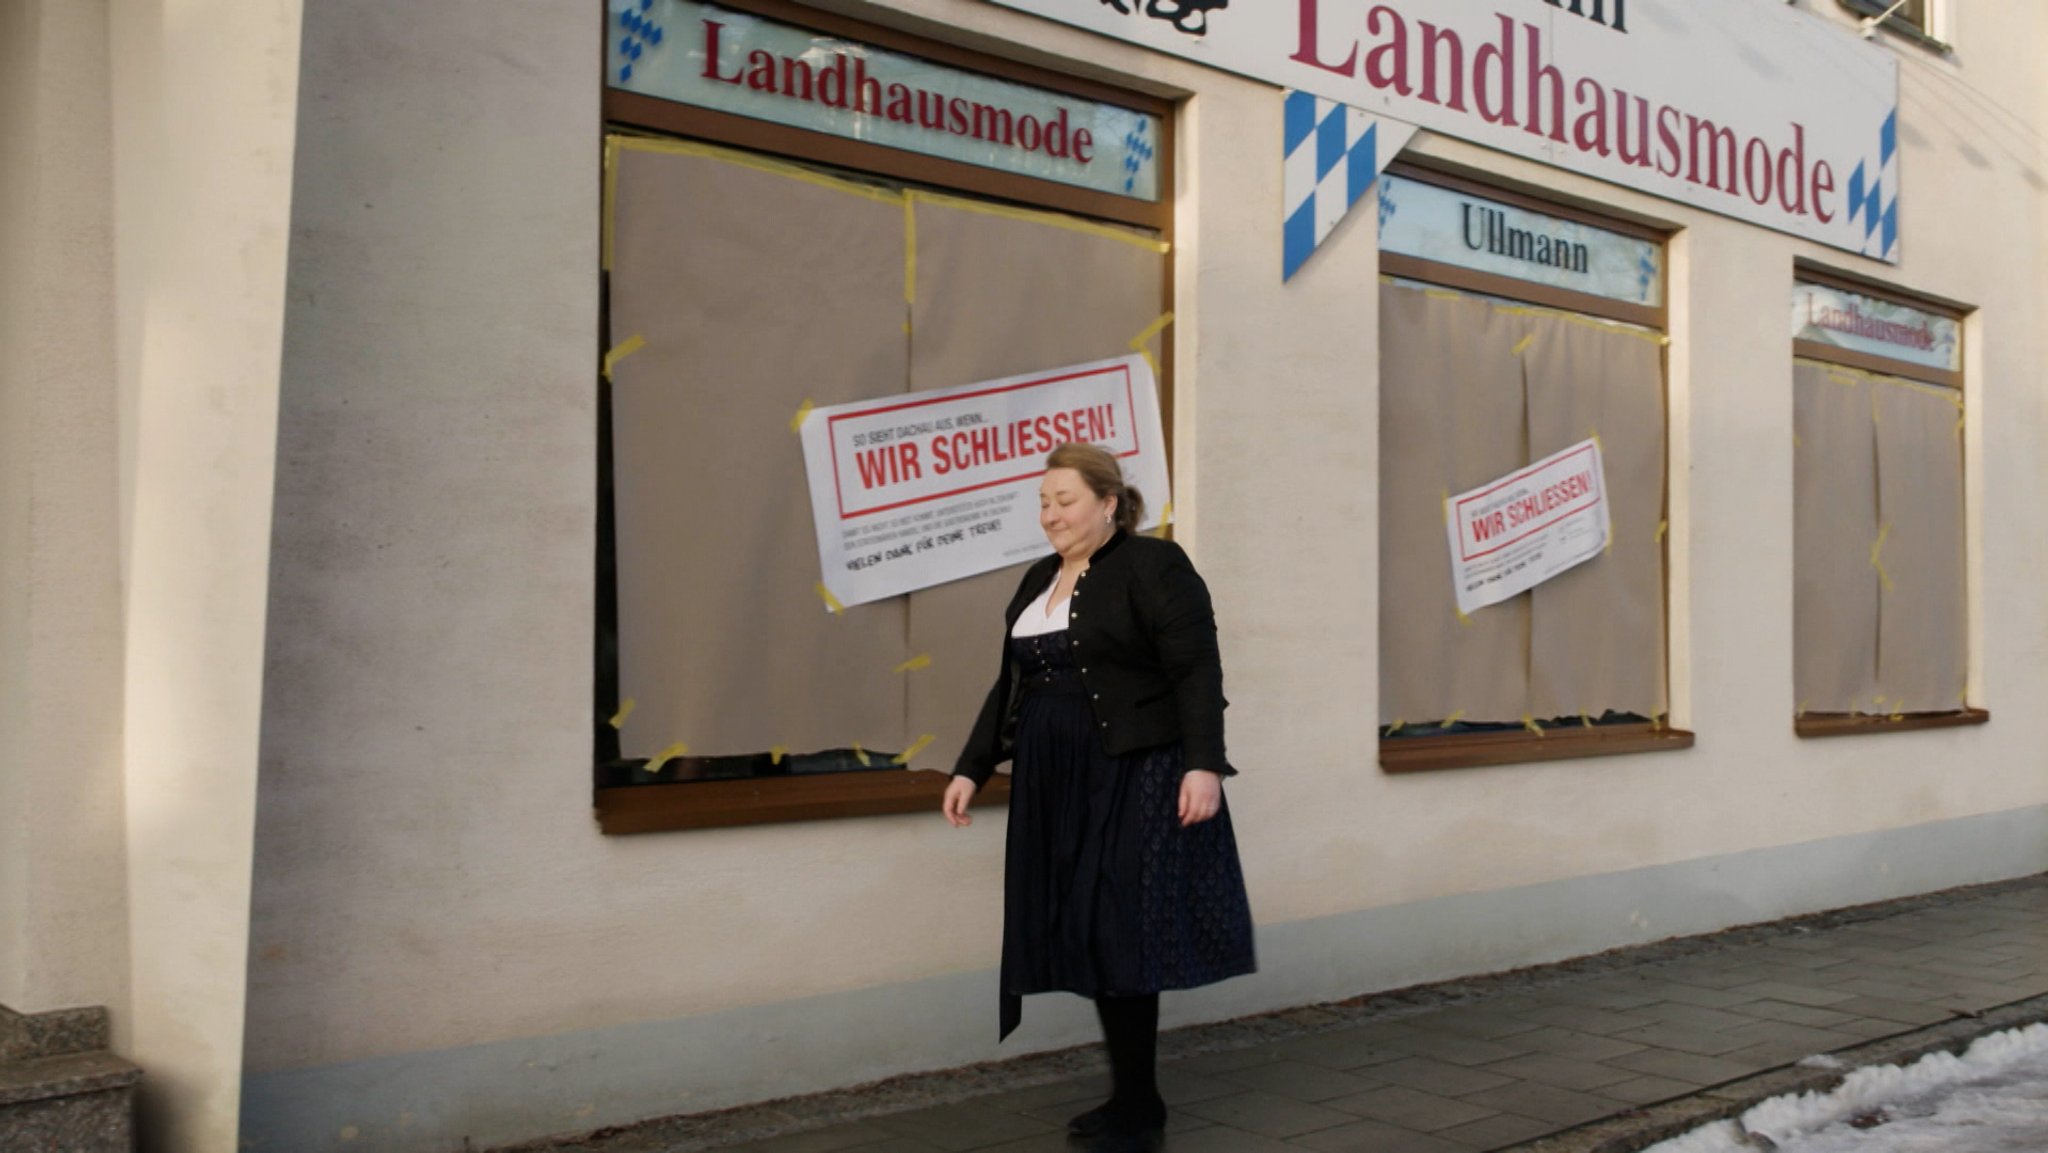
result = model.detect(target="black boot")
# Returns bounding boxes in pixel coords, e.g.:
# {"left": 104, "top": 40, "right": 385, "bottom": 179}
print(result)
{"left": 1070, "top": 995, "right": 1165, "bottom": 1149}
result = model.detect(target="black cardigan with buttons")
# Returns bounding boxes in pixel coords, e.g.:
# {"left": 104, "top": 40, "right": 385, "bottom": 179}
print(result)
{"left": 952, "top": 531, "right": 1234, "bottom": 789}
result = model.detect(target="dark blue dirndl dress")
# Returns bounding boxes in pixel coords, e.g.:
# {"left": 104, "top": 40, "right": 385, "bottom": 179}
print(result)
{"left": 999, "top": 629, "right": 1257, "bottom": 1040}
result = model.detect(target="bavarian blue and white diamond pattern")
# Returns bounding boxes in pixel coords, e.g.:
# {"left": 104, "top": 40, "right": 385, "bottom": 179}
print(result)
{"left": 1282, "top": 91, "right": 1415, "bottom": 282}
{"left": 1846, "top": 108, "right": 1900, "bottom": 261}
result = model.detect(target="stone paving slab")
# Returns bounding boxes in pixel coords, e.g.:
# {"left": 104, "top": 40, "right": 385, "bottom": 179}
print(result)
{"left": 497, "top": 874, "right": 2048, "bottom": 1153}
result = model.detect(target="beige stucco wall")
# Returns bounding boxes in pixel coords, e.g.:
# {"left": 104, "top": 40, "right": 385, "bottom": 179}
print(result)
{"left": 109, "top": 0, "right": 305, "bottom": 1148}
{"left": 241, "top": 0, "right": 2048, "bottom": 1146}
{"left": 0, "top": 0, "right": 131, "bottom": 1019}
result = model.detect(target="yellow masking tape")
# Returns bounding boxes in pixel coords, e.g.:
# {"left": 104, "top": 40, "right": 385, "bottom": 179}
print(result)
{"left": 1492, "top": 301, "right": 1665, "bottom": 344}
{"left": 1655, "top": 519, "right": 1668, "bottom": 543}
{"left": 1889, "top": 712, "right": 1905, "bottom": 722}
{"left": 895, "top": 653, "right": 933, "bottom": 674}
{"left": 646, "top": 742, "right": 689, "bottom": 773}
{"left": 770, "top": 745, "right": 788, "bottom": 765}
{"left": 892, "top": 733, "right": 937, "bottom": 765}
{"left": 1522, "top": 714, "right": 1544, "bottom": 736}
{"left": 1138, "top": 349, "right": 1160, "bottom": 377}
{"left": 1129, "top": 311, "right": 1176, "bottom": 351}
{"left": 1510, "top": 334, "right": 1536, "bottom": 357}
{"left": 1442, "top": 710, "right": 1466, "bottom": 726}
{"left": 816, "top": 582, "right": 845, "bottom": 614}
{"left": 602, "top": 137, "right": 621, "bottom": 271}
{"left": 612, "top": 134, "right": 904, "bottom": 205}
{"left": 906, "top": 187, "right": 1169, "bottom": 253}
{"left": 903, "top": 195, "right": 918, "bottom": 307}
{"left": 1870, "top": 522, "right": 1896, "bottom": 591}
{"left": 790, "top": 398, "right": 815, "bottom": 434}
{"left": 1580, "top": 713, "right": 1593, "bottom": 728}
{"left": 609, "top": 698, "right": 636, "bottom": 729}
{"left": 852, "top": 742, "right": 871, "bottom": 767}
{"left": 1152, "top": 501, "right": 1173, "bottom": 539}
{"left": 603, "top": 335, "right": 646, "bottom": 379}
{"left": 1387, "top": 720, "right": 1404, "bottom": 735}
{"left": 1797, "top": 701, "right": 1808, "bottom": 719}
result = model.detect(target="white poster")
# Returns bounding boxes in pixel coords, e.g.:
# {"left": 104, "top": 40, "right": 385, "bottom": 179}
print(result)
{"left": 980, "top": 0, "right": 1903, "bottom": 261}
{"left": 799, "top": 355, "right": 1171, "bottom": 608}
{"left": 1446, "top": 438, "right": 1610, "bottom": 615}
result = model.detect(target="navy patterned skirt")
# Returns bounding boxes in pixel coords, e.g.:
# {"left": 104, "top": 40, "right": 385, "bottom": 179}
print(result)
{"left": 999, "top": 630, "right": 1256, "bottom": 1040}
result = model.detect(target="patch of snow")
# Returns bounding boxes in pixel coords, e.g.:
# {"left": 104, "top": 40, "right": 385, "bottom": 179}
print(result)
{"left": 1644, "top": 1023, "right": 2048, "bottom": 1153}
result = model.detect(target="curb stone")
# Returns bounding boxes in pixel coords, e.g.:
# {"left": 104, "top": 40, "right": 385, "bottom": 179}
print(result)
{"left": 1502, "top": 993, "right": 2048, "bottom": 1153}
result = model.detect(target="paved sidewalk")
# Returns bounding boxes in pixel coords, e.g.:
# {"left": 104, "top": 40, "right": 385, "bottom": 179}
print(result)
{"left": 515, "top": 876, "right": 2048, "bottom": 1153}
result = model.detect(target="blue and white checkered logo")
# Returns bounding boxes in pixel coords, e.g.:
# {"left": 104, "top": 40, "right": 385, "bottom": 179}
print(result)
{"left": 1282, "top": 92, "right": 1412, "bottom": 282}
{"left": 1846, "top": 109, "right": 1899, "bottom": 262}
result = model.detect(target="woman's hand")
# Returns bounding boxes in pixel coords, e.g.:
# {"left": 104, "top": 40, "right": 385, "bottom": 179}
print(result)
{"left": 942, "top": 775, "right": 979, "bottom": 827}
{"left": 1178, "top": 770, "right": 1222, "bottom": 827}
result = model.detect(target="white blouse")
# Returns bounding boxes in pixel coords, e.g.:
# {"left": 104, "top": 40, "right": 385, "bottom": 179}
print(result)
{"left": 1010, "top": 574, "right": 1072, "bottom": 637}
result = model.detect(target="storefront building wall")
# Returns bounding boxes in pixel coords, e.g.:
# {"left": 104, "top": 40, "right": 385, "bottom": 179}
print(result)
{"left": 0, "top": 2, "right": 2031, "bottom": 1151}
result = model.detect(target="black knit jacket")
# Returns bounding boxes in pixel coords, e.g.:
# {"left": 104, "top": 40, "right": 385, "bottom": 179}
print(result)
{"left": 952, "top": 531, "right": 1234, "bottom": 788}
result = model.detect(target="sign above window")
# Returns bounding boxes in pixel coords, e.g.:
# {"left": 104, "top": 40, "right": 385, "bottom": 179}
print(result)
{"left": 606, "top": 0, "right": 1163, "bottom": 202}
{"left": 1378, "top": 175, "right": 1662, "bottom": 307}
{"left": 977, "top": 0, "right": 1902, "bottom": 262}
{"left": 1792, "top": 281, "right": 1959, "bottom": 373}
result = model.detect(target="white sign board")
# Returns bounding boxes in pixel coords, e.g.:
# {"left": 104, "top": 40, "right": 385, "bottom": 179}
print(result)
{"left": 979, "top": 0, "right": 1902, "bottom": 261}
{"left": 1447, "top": 438, "right": 1609, "bottom": 614}
{"left": 608, "top": 0, "right": 1163, "bottom": 201}
{"left": 1379, "top": 173, "right": 1661, "bottom": 306}
{"left": 799, "top": 355, "right": 1171, "bottom": 607}
{"left": 1792, "top": 281, "right": 1958, "bottom": 374}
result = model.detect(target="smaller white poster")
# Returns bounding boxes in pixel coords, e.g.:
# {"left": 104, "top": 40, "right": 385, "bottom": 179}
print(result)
{"left": 799, "top": 355, "right": 1170, "bottom": 608}
{"left": 1446, "top": 439, "right": 1610, "bottom": 615}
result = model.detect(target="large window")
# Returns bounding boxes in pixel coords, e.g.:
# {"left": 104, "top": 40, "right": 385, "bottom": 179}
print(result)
{"left": 1791, "top": 271, "right": 1978, "bottom": 737}
{"left": 596, "top": 0, "right": 1174, "bottom": 832}
{"left": 1375, "top": 169, "right": 1689, "bottom": 772}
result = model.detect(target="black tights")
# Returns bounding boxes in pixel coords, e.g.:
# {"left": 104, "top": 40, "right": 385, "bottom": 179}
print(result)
{"left": 1095, "top": 993, "right": 1164, "bottom": 1121}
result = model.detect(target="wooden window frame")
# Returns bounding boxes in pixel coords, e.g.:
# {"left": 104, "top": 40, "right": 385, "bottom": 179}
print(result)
{"left": 1791, "top": 262, "right": 1979, "bottom": 739}
{"left": 595, "top": 0, "right": 1176, "bottom": 833}
{"left": 1376, "top": 164, "right": 1690, "bottom": 773}
{"left": 1836, "top": 0, "right": 1951, "bottom": 53}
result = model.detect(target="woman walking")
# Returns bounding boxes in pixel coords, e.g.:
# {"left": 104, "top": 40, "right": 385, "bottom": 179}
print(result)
{"left": 942, "top": 442, "right": 1256, "bottom": 1153}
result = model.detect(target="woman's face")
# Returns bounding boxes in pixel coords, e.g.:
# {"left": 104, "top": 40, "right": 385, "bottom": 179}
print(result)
{"left": 1040, "top": 467, "right": 1115, "bottom": 559}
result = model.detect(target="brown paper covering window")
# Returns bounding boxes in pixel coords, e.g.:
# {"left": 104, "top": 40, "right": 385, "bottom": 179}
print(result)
{"left": 1379, "top": 284, "right": 1667, "bottom": 728}
{"left": 606, "top": 139, "right": 1165, "bottom": 769}
{"left": 1793, "top": 359, "right": 1965, "bottom": 716}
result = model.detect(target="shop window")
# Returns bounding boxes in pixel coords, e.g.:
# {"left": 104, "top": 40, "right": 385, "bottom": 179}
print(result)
{"left": 595, "top": 0, "right": 1174, "bottom": 832}
{"left": 1375, "top": 167, "right": 1690, "bottom": 772}
{"left": 1791, "top": 271, "right": 1980, "bottom": 737}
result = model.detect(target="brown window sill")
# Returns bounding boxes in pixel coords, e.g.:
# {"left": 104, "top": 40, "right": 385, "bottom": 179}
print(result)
{"left": 595, "top": 769, "right": 1010, "bottom": 834}
{"left": 1796, "top": 709, "right": 1989, "bottom": 739}
{"left": 1380, "top": 722, "right": 1694, "bottom": 773}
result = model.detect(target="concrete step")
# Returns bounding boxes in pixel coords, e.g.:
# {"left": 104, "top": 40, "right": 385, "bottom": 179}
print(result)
{"left": 0, "top": 1005, "right": 139, "bottom": 1153}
